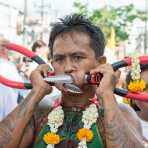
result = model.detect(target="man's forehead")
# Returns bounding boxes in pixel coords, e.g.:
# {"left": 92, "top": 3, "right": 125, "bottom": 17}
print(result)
{"left": 53, "top": 31, "right": 91, "bottom": 47}
{"left": 53, "top": 51, "right": 86, "bottom": 57}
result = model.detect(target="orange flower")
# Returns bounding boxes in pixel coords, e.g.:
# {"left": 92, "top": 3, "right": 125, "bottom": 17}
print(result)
{"left": 77, "top": 128, "right": 93, "bottom": 142}
{"left": 128, "top": 79, "right": 146, "bottom": 92}
{"left": 43, "top": 132, "right": 60, "bottom": 145}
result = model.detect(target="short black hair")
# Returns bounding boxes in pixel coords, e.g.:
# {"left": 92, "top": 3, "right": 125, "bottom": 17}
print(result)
{"left": 48, "top": 14, "right": 106, "bottom": 58}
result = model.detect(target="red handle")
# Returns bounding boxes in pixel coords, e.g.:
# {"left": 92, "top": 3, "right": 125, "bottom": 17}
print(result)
{"left": 2, "top": 42, "right": 148, "bottom": 101}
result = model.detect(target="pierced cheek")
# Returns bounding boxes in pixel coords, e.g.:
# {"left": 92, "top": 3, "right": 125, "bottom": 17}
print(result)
{"left": 73, "top": 64, "right": 79, "bottom": 70}
{"left": 73, "top": 72, "right": 85, "bottom": 86}
{"left": 53, "top": 65, "right": 64, "bottom": 74}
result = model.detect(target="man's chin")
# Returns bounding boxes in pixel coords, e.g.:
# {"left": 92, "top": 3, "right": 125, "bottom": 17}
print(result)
{"left": 62, "top": 85, "right": 89, "bottom": 95}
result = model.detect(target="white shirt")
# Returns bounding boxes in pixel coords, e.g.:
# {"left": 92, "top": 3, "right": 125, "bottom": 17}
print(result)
{"left": 140, "top": 119, "right": 148, "bottom": 139}
{"left": 39, "top": 86, "right": 61, "bottom": 108}
{"left": 0, "top": 58, "right": 23, "bottom": 120}
{"left": 0, "top": 59, "right": 23, "bottom": 81}
{"left": 0, "top": 84, "right": 18, "bottom": 121}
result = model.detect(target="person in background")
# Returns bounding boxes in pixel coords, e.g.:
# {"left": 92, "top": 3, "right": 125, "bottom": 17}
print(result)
{"left": 32, "top": 40, "right": 49, "bottom": 61}
{"left": 126, "top": 66, "right": 148, "bottom": 140}
{"left": 20, "top": 40, "right": 50, "bottom": 79}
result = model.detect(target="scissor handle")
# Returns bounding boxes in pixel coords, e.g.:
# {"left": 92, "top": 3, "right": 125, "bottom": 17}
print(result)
{"left": 6, "top": 43, "right": 46, "bottom": 64}
{"left": 112, "top": 56, "right": 148, "bottom": 70}
{"left": 114, "top": 88, "right": 148, "bottom": 102}
{"left": 1, "top": 42, "right": 148, "bottom": 101}
{"left": 0, "top": 75, "right": 32, "bottom": 89}
{"left": 0, "top": 43, "right": 54, "bottom": 89}
{"left": 112, "top": 56, "right": 148, "bottom": 101}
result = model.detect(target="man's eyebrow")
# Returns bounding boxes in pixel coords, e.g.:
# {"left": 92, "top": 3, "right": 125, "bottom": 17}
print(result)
{"left": 70, "top": 52, "right": 85, "bottom": 56}
{"left": 53, "top": 52, "right": 85, "bottom": 57}
{"left": 53, "top": 52, "right": 85, "bottom": 56}
{"left": 53, "top": 54, "right": 65, "bottom": 58}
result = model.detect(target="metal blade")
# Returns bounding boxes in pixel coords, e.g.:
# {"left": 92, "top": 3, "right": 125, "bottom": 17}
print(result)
{"left": 44, "top": 74, "right": 82, "bottom": 94}
{"left": 44, "top": 74, "right": 73, "bottom": 84}
{"left": 64, "top": 83, "right": 82, "bottom": 94}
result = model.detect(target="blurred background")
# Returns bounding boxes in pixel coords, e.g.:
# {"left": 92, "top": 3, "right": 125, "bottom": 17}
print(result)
{"left": 0, "top": 0, "right": 147, "bottom": 61}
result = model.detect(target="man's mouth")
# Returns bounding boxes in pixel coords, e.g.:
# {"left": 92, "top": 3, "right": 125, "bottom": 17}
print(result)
{"left": 64, "top": 83, "right": 83, "bottom": 94}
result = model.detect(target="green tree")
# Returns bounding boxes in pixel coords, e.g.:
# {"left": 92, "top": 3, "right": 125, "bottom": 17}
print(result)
{"left": 74, "top": 1, "right": 146, "bottom": 45}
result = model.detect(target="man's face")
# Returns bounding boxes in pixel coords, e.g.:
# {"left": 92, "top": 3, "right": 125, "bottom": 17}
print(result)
{"left": 51, "top": 31, "right": 98, "bottom": 88}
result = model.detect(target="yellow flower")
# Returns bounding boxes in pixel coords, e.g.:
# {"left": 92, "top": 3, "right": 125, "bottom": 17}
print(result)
{"left": 77, "top": 128, "right": 93, "bottom": 142}
{"left": 43, "top": 132, "right": 60, "bottom": 145}
{"left": 128, "top": 79, "right": 146, "bottom": 92}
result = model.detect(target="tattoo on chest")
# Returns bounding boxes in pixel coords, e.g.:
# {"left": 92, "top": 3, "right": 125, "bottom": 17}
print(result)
{"left": 34, "top": 109, "right": 49, "bottom": 133}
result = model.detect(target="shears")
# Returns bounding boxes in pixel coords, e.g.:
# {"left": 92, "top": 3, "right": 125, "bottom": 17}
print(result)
{"left": 1, "top": 41, "right": 148, "bottom": 101}
{"left": 0, "top": 42, "right": 82, "bottom": 93}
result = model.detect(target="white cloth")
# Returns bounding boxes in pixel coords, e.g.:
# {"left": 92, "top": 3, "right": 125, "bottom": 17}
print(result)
{"left": 0, "top": 84, "right": 18, "bottom": 121}
{"left": 39, "top": 86, "right": 61, "bottom": 108}
{"left": 0, "top": 59, "right": 23, "bottom": 81}
{"left": 0, "top": 59, "right": 23, "bottom": 120}
{"left": 140, "top": 119, "right": 148, "bottom": 139}
{"left": 23, "top": 86, "right": 62, "bottom": 109}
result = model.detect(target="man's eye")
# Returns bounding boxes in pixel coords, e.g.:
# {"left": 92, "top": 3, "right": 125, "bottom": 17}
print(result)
{"left": 54, "top": 58, "right": 63, "bottom": 62}
{"left": 73, "top": 56, "right": 84, "bottom": 61}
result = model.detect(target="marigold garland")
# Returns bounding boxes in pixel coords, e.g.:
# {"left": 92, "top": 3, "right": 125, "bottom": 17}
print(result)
{"left": 43, "top": 132, "right": 60, "bottom": 145}
{"left": 128, "top": 53, "right": 146, "bottom": 93}
{"left": 43, "top": 97, "right": 99, "bottom": 148}
{"left": 77, "top": 128, "right": 93, "bottom": 142}
{"left": 128, "top": 79, "right": 146, "bottom": 92}
{"left": 43, "top": 105, "right": 64, "bottom": 148}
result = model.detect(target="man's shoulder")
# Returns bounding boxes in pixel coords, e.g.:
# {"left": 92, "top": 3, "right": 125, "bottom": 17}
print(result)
{"left": 118, "top": 103, "right": 142, "bottom": 135}
{"left": 118, "top": 103, "right": 137, "bottom": 114}
{"left": 118, "top": 103, "right": 140, "bottom": 121}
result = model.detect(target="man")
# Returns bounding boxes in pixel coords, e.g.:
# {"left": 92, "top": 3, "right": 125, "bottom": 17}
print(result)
{"left": 0, "top": 14, "right": 146, "bottom": 148}
{"left": 31, "top": 40, "right": 49, "bottom": 61}
{"left": 126, "top": 66, "right": 148, "bottom": 140}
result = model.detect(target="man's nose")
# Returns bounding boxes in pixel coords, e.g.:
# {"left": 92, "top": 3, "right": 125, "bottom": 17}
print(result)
{"left": 64, "top": 58, "right": 75, "bottom": 73}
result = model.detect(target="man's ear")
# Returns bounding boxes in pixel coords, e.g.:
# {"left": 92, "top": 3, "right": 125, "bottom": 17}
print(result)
{"left": 50, "top": 59, "right": 53, "bottom": 65}
{"left": 48, "top": 59, "right": 54, "bottom": 71}
{"left": 97, "top": 56, "right": 106, "bottom": 64}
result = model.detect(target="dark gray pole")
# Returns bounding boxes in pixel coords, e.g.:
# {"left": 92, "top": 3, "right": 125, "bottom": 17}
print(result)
{"left": 22, "top": 0, "right": 27, "bottom": 45}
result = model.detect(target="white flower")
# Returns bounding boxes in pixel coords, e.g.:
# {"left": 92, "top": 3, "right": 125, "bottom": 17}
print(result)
{"left": 131, "top": 53, "right": 141, "bottom": 81}
{"left": 78, "top": 139, "right": 87, "bottom": 148}
{"left": 82, "top": 104, "right": 98, "bottom": 128}
{"left": 47, "top": 106, "right": 64, "bottom": 133}
{"left": 47, "top": 144, "right": 54, "bottom": 148}
{"left": 46, "top": 100, "right": 98, "bottom": 148}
